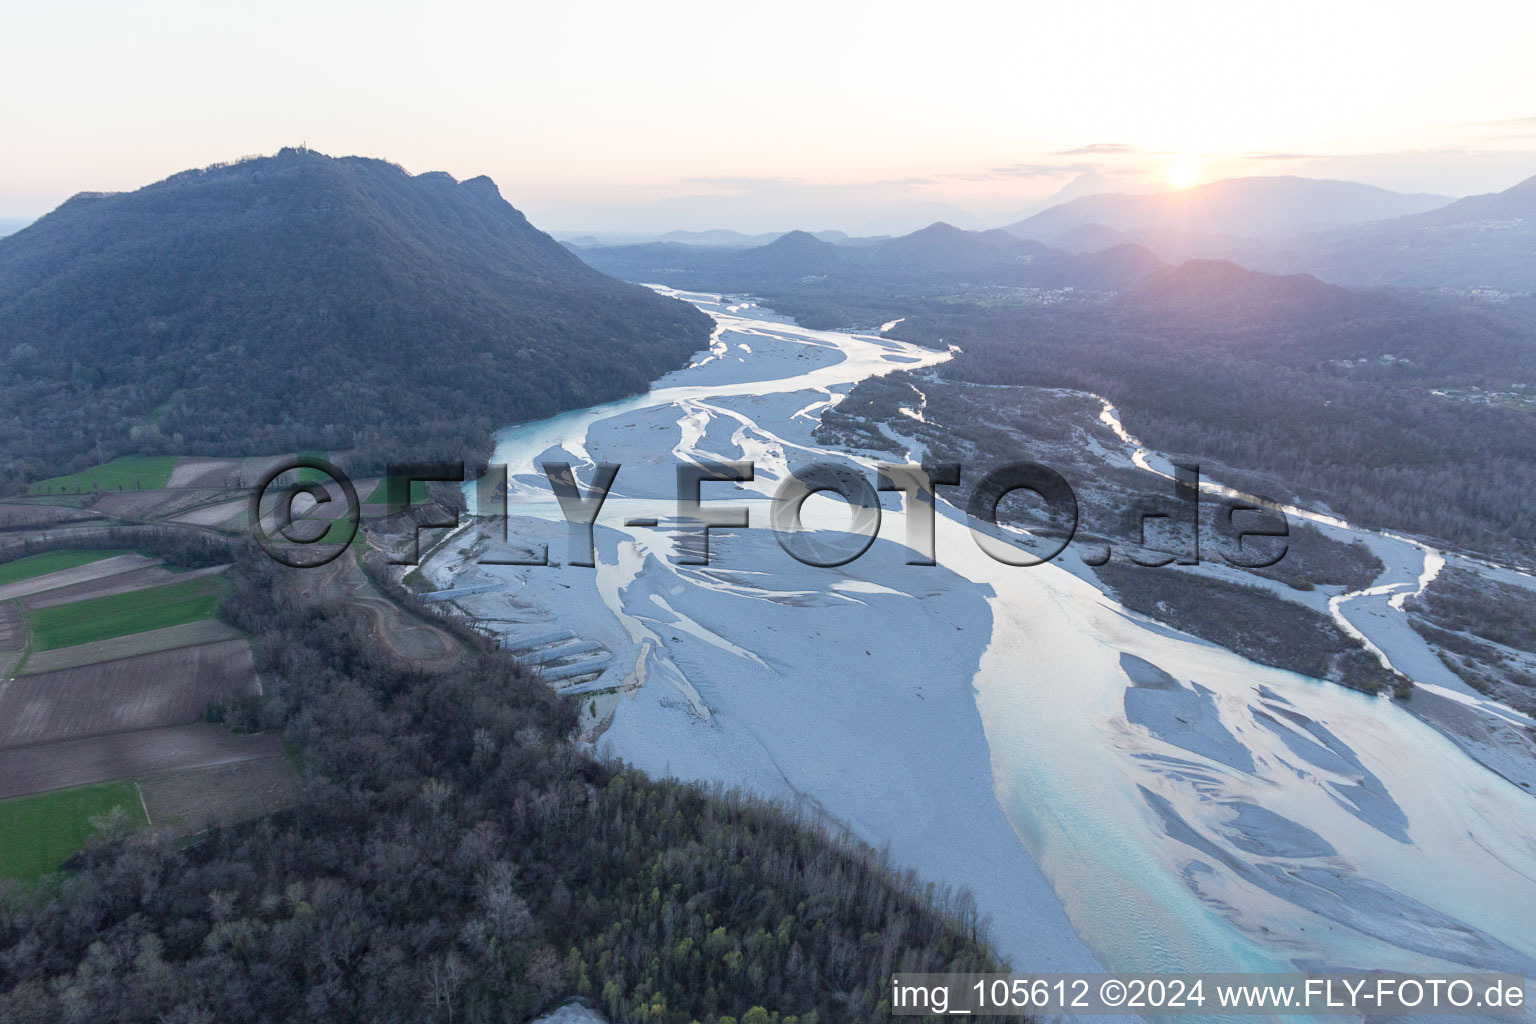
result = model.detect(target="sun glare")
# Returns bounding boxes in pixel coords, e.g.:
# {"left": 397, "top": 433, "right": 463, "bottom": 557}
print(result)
{"left": 1164, "top": 156, "right": 1203, "bottom": 189}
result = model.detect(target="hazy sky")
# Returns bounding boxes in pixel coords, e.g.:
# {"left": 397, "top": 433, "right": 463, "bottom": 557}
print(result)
{"left": 6, "top": 0, "right": 1536, "bottom": 233}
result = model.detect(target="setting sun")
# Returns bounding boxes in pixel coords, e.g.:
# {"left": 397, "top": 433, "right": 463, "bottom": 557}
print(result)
{"left": 1164, "top": 156, "right": 1204, "bottom": 189}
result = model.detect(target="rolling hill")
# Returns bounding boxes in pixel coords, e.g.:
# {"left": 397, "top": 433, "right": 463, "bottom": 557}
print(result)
{"left": 1119, "top": 259, "right": 1388, "bottom": 327}
{"left": 0, "top": 149, "right": 713, "bottom": 492}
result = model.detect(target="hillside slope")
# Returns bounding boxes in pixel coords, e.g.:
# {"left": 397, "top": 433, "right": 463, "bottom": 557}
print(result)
{"left": 0, "top": 149, "right": 713, "bottom": 489}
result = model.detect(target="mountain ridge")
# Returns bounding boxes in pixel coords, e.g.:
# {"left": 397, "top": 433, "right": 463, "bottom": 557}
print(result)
{"left": 0, "top": 149, "right": 714, "bottom": 491}
{"left": 573, "top": 219, "right": 1166, "bottom": 298}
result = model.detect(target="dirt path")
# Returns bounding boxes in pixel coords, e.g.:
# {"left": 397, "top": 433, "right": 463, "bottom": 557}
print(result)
{"left": 295, "top": 552, "right": 468, "bottom": 673}
{"left": 24, "top": 563, "right": 227, "bottom": 609}
{"left": 0, "top": 603, "right": 23, "bottom": 653}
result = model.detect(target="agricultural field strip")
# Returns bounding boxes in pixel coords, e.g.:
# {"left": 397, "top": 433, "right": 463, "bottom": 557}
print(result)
{"left": 25, "top": 573, "right": 226, "bottom": 651}
{"left": 0, "top": 552, "right": 158, "bottom": 603}
{"left": 25, "top": 455, "right": 179, "bottom": 496}
{"left": 0, "top": 504, "right": 101, "bottom": 528}
{"left": 165, "top": 458, "right": 245, "bottom": 489}
{"left": 0, "top": 638, "right": 259, "bottom": 748}
{"left": 167, "top": 499, "right": 251, "bottom": 529}
{"left": 19, "top": 565, "right": 175, "bottom": 609}
{"left": 24, "top": 563, "right": 229, "bottom": 610}
{"left": 137, "top": 755, "right": 303, "bottom": 833}
{"left": 0, "top": 529, "right": 141, "bottom": 564}
{"left": 20, "top": 620, "right": 241, "bottom": 674}
{"left": 0, "top": 549, "right": 118, "bottom": 586}
{"left": 90, "top": 487, "right": 233, "bottom": 520}
{"left": 0, "top": 724, "right": 285, "bottom": 801}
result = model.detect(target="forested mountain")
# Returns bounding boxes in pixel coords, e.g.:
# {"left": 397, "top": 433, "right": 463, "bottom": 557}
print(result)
{"left": 1119, "top": 259, "right": 1397, "bottom": 337}
{"left": 1256, "top": 174, "right": 1536, "bottom": 291}
{"left": 1004, "top": 176, "right": 1450, "bottom": 247}
{"left": 0, "top": 149, "right": 713, "bottom": 491}
{"left": 1117, "top": 260, "right": 1536, "bottom": 375}
{"left": 881, "top": 276, "right": 1536, "bottom": 558}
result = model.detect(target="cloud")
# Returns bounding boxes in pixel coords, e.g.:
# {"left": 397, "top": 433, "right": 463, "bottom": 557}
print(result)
{"left": 964, "top": 142, "right": 1176, "bottom": 183}
{"left": 1053, "top": 142, "right": 1138, "bottom": 156}
{"left": 1246, "top": 152, "right": 1322, "bottom": 161}
{"left": 1468, "top": 114, "right": 1536, "bottom": 131}
{"left": 679, "top": 176, "right": 805, "bottom": 190}
{"left": 679, "top": 174, "right": 950, "bottom": 192}
{"left": 983, "top": 161, "right": 1101, "bottom": 180}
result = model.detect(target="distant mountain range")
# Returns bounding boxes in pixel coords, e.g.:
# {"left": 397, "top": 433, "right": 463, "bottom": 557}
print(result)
{"left": 582, "top": 173, "right": 1536, "bottom": 295}
{"left": 1002, "top": 173, "right": 1536, "bottom": 293}
{"left": 558, "top": 228, "right": 869, "bottom": 248}
{"left": 0, "top": 149, "right": 712, "bottom": 490}
{"left": 1005, "top": 176, "right": 1450, "bottom": 244}
{"left": 573, "top": 220, "right": 1165, "bottom": 295}
{"left": 573, "top": 210, "right": 1536, "bottom": 386}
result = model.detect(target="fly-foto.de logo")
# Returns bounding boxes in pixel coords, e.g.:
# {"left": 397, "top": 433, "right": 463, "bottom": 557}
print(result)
{"left": 249, "top": 457, "right": 1291, "bottom": 571}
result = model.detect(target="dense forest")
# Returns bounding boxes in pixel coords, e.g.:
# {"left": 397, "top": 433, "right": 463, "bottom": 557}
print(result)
{"left": 0, "top": 149, "right": 713, "bottom": 493}
{"left": 0, "top": 547, "right": 1006, "bottom": 1023}
{"left": 887, "top": 281, "right": 1536, "bottom": 559}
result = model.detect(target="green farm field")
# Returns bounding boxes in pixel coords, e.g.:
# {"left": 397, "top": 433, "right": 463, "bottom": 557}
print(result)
{"left": 0, "top": 781, "right": 147, "bottom": 882}
{"left": 26, "top": 455, "right": 179, "bottom": 496}
{"left": 26, "top": 575, "right": 227, "bottom": 651}
{"left": 0, "top": 550, "right": 118, "bottom": 587}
